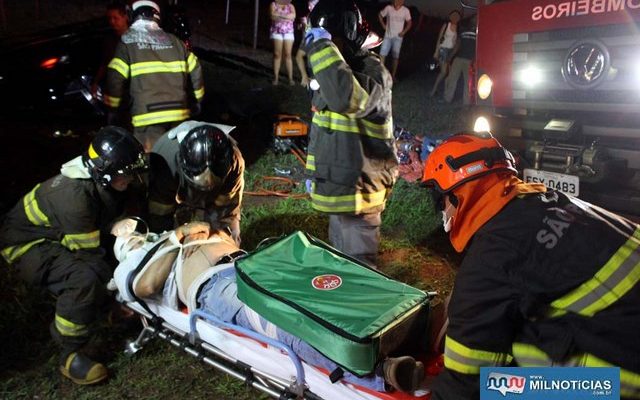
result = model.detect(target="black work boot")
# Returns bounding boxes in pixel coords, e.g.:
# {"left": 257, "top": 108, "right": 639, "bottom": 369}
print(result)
{"left": 382, "top": 356, "right": 425, "bottom": 393}
{"left": 59, "top": 352, "right": 108, "bottom": 385}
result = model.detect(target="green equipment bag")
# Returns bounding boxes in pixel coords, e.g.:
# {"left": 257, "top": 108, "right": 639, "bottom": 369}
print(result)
{"left": 236, "top": 231, "right": 430, "bottom": 377}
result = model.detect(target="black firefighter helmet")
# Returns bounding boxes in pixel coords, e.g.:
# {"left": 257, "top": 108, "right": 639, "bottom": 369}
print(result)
{"left": 309, "top": 0, "right": 371, "bottom": 50}
{"left": 178, "top": 125, "right": 233, "bottom": 193}
{"left": 83, "top": 126, "right": 147, "bottom": 187}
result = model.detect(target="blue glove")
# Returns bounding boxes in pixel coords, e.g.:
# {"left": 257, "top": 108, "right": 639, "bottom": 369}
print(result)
{"left": 304, "top": 27, "right": 331, "bottom": 46}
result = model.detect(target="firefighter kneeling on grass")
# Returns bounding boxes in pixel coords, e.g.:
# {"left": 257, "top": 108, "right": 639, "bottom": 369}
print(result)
{"left": 422, "top": 132, "right": 640, "bottom": 399}
{"left": 0, "top": 127, "right": 147, "bottom": 385}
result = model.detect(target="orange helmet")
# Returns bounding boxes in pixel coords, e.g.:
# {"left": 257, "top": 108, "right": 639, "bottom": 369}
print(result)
{"left": 422, "top": 132, "right": 517, "bottom": 193}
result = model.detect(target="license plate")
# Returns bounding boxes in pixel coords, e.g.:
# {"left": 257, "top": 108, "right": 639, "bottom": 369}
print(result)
{"left": 523, "top": 168, "right": 579, "bottom": 196}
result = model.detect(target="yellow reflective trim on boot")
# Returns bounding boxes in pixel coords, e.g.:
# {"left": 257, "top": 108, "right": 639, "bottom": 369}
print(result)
{"left": 60, "top": 352, "right": 108, "bottom": 385}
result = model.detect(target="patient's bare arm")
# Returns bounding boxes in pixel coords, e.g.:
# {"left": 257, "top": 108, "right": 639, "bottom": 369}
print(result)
{"left": 134, "top": 244, "right": 179, "bottom": 297}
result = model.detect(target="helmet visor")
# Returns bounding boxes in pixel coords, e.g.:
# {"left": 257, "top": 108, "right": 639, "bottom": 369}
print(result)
{"left": 182, "top": 166, "right": 223, "bottom": 191}
{"left": 112, "top": 153, "right": 149, "bottom": 184}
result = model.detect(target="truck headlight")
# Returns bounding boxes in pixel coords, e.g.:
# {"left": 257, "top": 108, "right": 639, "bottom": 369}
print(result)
{"left": 477, "top": 74, "right": 493, "bottom": 100}
{"left": 518, "top": 65, "right": 543, "bottom": 87}
{"left": 474, "top": 116, "right": 491, "bottom": 133}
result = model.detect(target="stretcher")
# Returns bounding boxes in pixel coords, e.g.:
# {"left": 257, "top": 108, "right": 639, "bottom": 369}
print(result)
{"left": 116, "top": 285, "right": 440, "bottom": 400}
{"left": 110, "top": 228, "right": 440, "bottom": 400}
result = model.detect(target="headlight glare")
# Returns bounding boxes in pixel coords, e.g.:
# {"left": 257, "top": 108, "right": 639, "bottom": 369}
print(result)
{"left": 519, "top": 65, "right": 543, "bottom": 87}
{"left": 477, "top": 74, "right": 493, "bottom": 100}
{"left": 473, "top": 116, "right": 491, "bottom": 133}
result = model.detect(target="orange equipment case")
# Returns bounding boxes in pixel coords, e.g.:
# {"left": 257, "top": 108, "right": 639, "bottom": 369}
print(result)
{"left": 273, "top": 114, "right": 308, "bottom": 138}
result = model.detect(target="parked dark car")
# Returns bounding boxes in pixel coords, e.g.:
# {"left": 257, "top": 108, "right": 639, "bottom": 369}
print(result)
{"left": 0, "top": 18, "right": 110, "bottom": 120}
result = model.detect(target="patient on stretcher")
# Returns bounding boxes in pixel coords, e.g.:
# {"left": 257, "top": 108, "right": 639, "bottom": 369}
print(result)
{"left": 112, "top": 221, "right": 425, "bottom": 393}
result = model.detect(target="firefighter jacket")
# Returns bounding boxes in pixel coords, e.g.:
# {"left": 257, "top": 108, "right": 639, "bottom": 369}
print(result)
{"left": 147, "top": 130, "right": 244, "bottom": 234}
{"left": 104, "top": 19, "right": 204, "bottom": 128}
{"left": 431, "top": 190, "right": 640, "bottom": 400}
{"left": 0, "top": 161, "right": 125, "bottom": 264}
{"left": 303, "top": 39, "right": 398, "bottom": 215}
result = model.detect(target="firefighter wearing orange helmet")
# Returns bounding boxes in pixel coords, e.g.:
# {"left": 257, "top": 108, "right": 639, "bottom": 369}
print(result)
{"left": 422, "top": 132, "right": 640, "bottom": 399}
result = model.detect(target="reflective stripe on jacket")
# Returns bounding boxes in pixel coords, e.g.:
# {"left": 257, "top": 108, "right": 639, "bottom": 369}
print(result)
{"left": 431, "top": 191, "right": 640, "bottom": 400}
{"left": 104, "top": 21, "right": 204, "bottom": 127}
{"left": 0, "top": 175, "right": 122, "bottom": 263}
{"left": 304, "top": 39, "right": 397, "bottom": 215}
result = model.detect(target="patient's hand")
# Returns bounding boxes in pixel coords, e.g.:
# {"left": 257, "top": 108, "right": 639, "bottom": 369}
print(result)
{"left": 176, "top": 221, "right": 210, "bottom": 243}
{"left": 178, "top": 222, "right": 209, "bottom": 258}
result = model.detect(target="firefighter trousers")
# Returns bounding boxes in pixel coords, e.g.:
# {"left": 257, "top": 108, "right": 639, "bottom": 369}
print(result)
{"left": 134, "top": 121, "right": 182, "bottom": 152}
{"left": 329, "top": 213, "right": 381, "bottom": 268}
{"left": 15, "top": 241, "right": 112, "bottom": 352}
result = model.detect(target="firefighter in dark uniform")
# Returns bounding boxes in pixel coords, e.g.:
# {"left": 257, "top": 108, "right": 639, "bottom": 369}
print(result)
{"left": 0, "top": 127, "right": 146, "bottom": 385}
{"left": 421, "top": 132, "right": 640, "bottom": 399}
{"left": 147, "top": 121, "right": 244, "bottom": 245}
{"left": 104, "top": 0, "right": 204, "bottom": 151}
{"left": 303, "top": 0, "right": 398, "bottom": 266}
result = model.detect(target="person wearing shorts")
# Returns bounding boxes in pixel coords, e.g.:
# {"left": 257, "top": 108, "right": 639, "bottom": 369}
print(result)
{"left": 378, "top": 0, "right": 412, "bottom": 81}
{"left": 429, "top": 10, "right": 460, "bottom": 98}
{"left": 270, "top": 0, "right": 296, "bottom": 85}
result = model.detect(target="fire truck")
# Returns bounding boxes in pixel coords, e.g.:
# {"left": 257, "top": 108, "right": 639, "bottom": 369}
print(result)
{"left": 470, "top": 0, "right": 640, "bottom": 213}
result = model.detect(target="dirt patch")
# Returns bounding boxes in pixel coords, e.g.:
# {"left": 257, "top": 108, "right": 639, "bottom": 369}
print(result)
{"left": 378, "top": 246, "right": 457, "bottom": 307}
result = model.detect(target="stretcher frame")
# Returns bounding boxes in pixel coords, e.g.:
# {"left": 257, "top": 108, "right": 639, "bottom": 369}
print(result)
{"left": 120, "top": 297, "right": 428, "bottom": 400}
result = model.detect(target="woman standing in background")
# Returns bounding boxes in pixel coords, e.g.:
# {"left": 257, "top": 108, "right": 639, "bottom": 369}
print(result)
{"left": 270, "top": 0, "right": 296, "bottom": 85}
{"left": 430, "top": 10, "right": 460, "bottom": 98}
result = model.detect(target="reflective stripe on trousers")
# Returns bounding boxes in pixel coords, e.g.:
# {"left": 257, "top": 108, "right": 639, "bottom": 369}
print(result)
{"left": 513, "top": 342, "right": 640, "bottom": 398}
{"left": 444, "top": 335, "right": 513, "bottom": 374}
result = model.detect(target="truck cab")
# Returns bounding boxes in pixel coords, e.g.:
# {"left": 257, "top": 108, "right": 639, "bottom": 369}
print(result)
{"left": 472, "top": 0, "right": 640, "bottom": 213}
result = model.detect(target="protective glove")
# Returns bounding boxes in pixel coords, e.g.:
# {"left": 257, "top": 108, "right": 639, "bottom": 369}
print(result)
{"left": 304, "top": 27, "right": 331, "bottom": 46}
{"left": 305, "top": 179, "right": 313, "bottom": 194}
